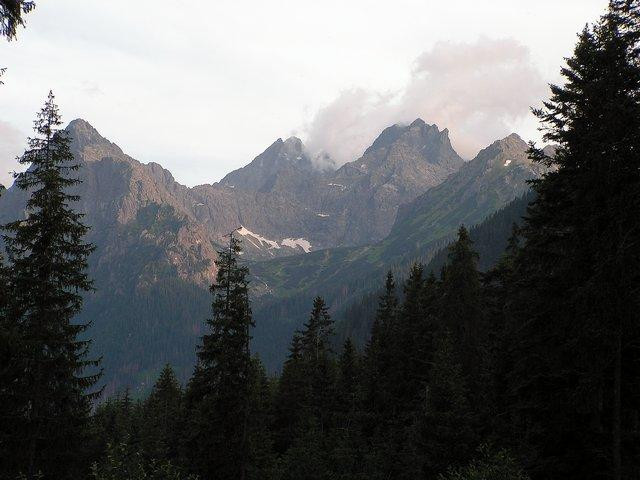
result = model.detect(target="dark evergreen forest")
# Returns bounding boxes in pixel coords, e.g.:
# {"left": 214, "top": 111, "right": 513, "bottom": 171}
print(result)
{"left": 1, "top": 1, "right": 639, "bottom": 479}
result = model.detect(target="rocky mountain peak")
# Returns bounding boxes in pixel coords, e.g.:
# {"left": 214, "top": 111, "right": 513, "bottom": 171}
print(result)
{"left": 219, "top": 134, "right": 319, "bottom": 193}
{"left": 469, "top": 133, "right": 542, "bottom": 178}
{"left": 468, "top": 132, "right": 532, "bottom": 171}
{"left": 363, "top": 118, "right": 454, "bottom": 162}
{"left": 250, "top": 136, "right": 309, "bottom": 167}
{"left": 66, "top": 118, "right": 112, "bottom": 151}
{"left": 282, "top": 136, "right": 304, "bottom": 153}
{"left": 495, "top": 132, "right": 528, "bottom": 151}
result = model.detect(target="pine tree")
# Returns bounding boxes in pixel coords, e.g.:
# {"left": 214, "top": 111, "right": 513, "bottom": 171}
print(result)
{"left": 277, "top": 424, "right": 328, "bottom": 480}
{"left": 141, "top": 364, "right": 184, "bottom": 464}
{"left": 438, "top": 224, "right": 490, "bottom": 421}
{"left": 419, "top": 329, "right": 476, "bottom": 478}
{"left": 362, "top": 268, "right": 433, "bottom": 480}
{"left": 362, "top": 271, "right": 397, "bottom": 428}
{"left": 395, "top": 264, "right": 426, "bottom": 405}
{"left": 335, "top": 338, "right": 360, "bottom": 433}
{"left": 440, "top": 226, "right": 482, "bottom": 363}
{"left": 91, "top": 389, "right": 144, "bottom": 458}
{"left": 0, "top": 0, "right": 35, "bottom": 40}
{"left": 273, "top": 331, "right": 307, "bottom": 453}
{"left": 91, "top": 436, "right": 198, "bottom": 480}
{"left": 246, "top": 358, "right": 277, "bottom": 480}
{"left": 273, "top": 297, "right": 338, "bottom": 477}
{"left": 0, "top": 185, "right": 23, "bottom": 472}
{"left": 301, "top": 296, "right": 334, "bottom": 363}
{"left": 328, "top": 338, "right": 368, "bottom": 480}
{"left": 1, "top": 91, "right": 100, "bottom": 479}
{"left": 299, "top": 296, "right": 336, "bottom": 433}
{"left": 395, "top": 264, "right": 440, "bottom": 413}
{"left": 505, "top": 2, "right": 640, "bottom": 478}
{"left": 183, "top": 233, "right": 254, "bottom": 480}
{"left": 418, "top": 271, "right": 439, "bottom": 375}
{"left": 482, "top": 224, "right": 521, "bottom": 441}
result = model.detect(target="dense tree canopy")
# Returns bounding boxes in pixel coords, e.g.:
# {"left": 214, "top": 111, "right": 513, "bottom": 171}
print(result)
{"left": 503, "top": 2, "right": 640, "bottom": 478}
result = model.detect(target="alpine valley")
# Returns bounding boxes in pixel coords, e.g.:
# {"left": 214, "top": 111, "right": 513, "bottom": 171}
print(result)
{"left": 0, "top": 117, "right": 548, "bottom": 394}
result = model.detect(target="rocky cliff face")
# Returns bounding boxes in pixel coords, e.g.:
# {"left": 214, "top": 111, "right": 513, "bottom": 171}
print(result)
{"left": 69, "top": 119, "right": 220, "bottom": 287}
{"left": 1, "top": 117, "right": 465, "bottom": 284}
{"left": 250, "top": 132, "right": 546, "bottom": 307}
{"left": 0, "top": 119, "right": 220, "bottom": 289}
{"left": 313, "top": 119, "right": 464, "bottom": 244}
{"left": 215, "top": 118, "right": 464, "bottom": 249}
{"left": 385, "top": 132, "right": 546, "bottom": 255}
{"left": 220, "top": 136, "right": 325, "bottom": 194}
{"left": 392, "top": 132, "right": 546, "bottom": 235}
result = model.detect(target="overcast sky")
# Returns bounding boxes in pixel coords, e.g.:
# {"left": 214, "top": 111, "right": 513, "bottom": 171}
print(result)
{"left": 0, "top": 0, "right": 608, "bottom": 186}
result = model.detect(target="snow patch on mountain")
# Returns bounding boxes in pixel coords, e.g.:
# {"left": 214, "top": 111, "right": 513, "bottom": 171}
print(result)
{"left": 237, "top": 226, "right": 280, "bottom": 250}
{"left": 282, "top": 237, "right": 312, "bottom": 253}
{"left": 236, "top": 226, "right": 312, "bottom": 253}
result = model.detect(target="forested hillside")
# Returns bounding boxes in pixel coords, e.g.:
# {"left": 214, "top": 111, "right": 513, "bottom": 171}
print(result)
{"left": 335, "top": 190, "right": 535, "bottom": 349}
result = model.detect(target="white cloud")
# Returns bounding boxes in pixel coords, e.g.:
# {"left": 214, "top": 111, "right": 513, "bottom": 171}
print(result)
{"left": 0, "top": 0, "right": 608, "bottom": 184}
{"left": 0, "top": 121, "right": 25, "bottom": 187}
{"left": 304, "top": 38, "right": 548, "bottom": 165}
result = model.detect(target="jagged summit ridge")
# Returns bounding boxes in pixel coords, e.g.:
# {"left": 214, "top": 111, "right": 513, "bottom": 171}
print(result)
{"left": 50, "top": 118, "right": 507, "bottom": 259}
{"left": 62, "top": 117, "right": 468, "bottom": 253}
{"left": 219, "top": 134, "right": 320, "bottom": 193}
{"left": 364, "top": 118, "right": 452, "bottom": 157}
{"left": 494, "top": 132, "right": 528, "bottom": 150}
{"left": 475, "top": 132, "right": 533, "bottom": 169}
{"left": 65, "top": 118, "right": 116, "bottom": 153}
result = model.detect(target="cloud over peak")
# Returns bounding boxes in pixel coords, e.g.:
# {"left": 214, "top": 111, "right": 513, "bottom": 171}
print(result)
{"left": 303, "top": 37, "right": 547, "bottom": 166}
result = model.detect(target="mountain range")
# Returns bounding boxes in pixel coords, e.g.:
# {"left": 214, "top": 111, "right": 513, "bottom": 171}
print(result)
{"left": 0, "top": 118, "right": 548, "bottom": 394}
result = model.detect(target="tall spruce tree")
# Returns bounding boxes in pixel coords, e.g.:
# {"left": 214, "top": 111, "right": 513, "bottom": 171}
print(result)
{"left": 329, "top": 338, "right": 367, "bottom": 480}
{"left": 272, "top": 298, "right": 337, "bottom": 479}
{"left": 419, "top": 329, "right": 476, "bottom": 478}
{"left": 0, "top": 91, "right": 100, "bottom": 479}
{"left": 141, "top": 364, "right": 184, "bottom": 465}
{"left": 245, "top": 358, "right": 277, "bottom": 480}
{"left": 440, "top": 226, "right": 482, "bottom": 362}
{"left": 363, "top": 271, "right": 397, "bottom": 429}
{"left": 482, "top": 224, "right": 522, "bottom": 441}
{"left": 299, "top": 296, "right": 336, "bottom": 433}
{"left": 335, "top": 338, "right": 361, "bottom": 432}
{"left": 506, "top": 2, "right": 640, "bottom": 478}
{"left": 439, "top": 225, "right": 488, "bottom": 416}
{"left": 395, "top": 263, "right": 426, "bottom": 408}
{"left": 273, "top": 331, "right": 306, "bottom": 453}
{"left": 184, "top": 233, "right": 254, "bottom": 480}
